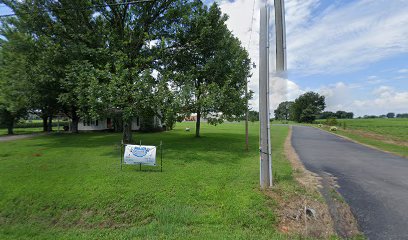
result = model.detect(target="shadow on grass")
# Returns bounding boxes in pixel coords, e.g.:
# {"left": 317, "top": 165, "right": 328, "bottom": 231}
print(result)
{"left": 27, "top": 130, "right": 259, "bottom": 165}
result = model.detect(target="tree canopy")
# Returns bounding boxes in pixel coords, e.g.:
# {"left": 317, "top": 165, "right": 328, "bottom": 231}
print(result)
{"left": 290, "top": 92, "right": 325, "bottom": 123}
{"left": 274, "top": 101, "right": 293, "bottom": 120}
{"left": 0, "top": 1, "right": 251, "bottom": 140}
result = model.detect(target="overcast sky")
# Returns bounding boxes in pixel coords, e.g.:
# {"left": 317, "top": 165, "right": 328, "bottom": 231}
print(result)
{"left": 215, "top": 0, "right": 408, "bottom": 116}
{"left": 1, "top": 1, "right": 407, "bottom": 116}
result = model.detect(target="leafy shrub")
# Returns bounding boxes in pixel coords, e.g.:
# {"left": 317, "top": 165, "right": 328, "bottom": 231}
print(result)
{"left": 325, "top": 117, "right": 338, "bottom": 126}
{"left": 330, "top": 126, "right": 337, "bottom": 131}
{"left": 318, "top": 124, "right": 323, "bottom": 127}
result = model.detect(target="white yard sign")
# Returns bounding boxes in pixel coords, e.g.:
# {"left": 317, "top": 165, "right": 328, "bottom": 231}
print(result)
{"left": 124, "top": 145, "right": 156, "bottom": 166}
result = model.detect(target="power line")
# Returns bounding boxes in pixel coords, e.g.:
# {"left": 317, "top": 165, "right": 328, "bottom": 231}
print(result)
{"left": 0, "top": 0, "right": 153, "bottom": 18}
{"left": 245, "top": 0, "right": 256, "bottom": 152}
{"left": 247, "top": 0, "right": 256, "bottom": 51}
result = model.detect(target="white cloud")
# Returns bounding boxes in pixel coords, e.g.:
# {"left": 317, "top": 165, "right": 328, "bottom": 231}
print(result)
{"left": 269, "top": 75, "right": 304, "bottom": 111}
{"left": 353, "top": 86, "right": 408, "bottom": 115}
{"left": 217, "top": 0, "right": 408, "bottom": 113}
{"left": 218, "top": 0, "right": 310, "bottom": 112}
{"left": 317, "top": 82, "right": 356, "bottom": 112}
{"left": 366, "top": 75, "right": 382, "bottom": 84}
{"left": 218, "top": 0, "right": 261, "bottom": 111}
{"left": 398, "top": 68, "right": 408, "bottom": 73}
{"left": 316, "top": 83, "right": 408, "bottom": 116}
{"left": 287, "top": 0, "right": 408, "bottom": 75}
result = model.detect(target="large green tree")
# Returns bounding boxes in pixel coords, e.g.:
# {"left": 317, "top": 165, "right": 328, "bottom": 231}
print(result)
{"left": 169, "top": 3, "right": 251, "bottom": 137}
{"left": 1, "top": 0, "right": 251, "bottom": 141}
{"left": 3, "top": 0, "right": 107, "bottom": 133}
{"left": 90, "top": 0, "right": 194, "bottom": 142}
{"left": 274, "top": 101, "right": 293, "bottom": 120}
{"left": 0, "top": 31, "right": 30, "bottom": 134}
{"left": 291, "top": 92, "right": 325, "bottom": 123}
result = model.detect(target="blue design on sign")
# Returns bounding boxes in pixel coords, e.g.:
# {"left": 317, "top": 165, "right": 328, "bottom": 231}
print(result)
{"left": 132, "top": 147, "right": 150, "bottom": 157}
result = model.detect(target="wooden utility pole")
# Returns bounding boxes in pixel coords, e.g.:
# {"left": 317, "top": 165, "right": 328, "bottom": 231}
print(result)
{"left": 245, "top": 80, "right": 249, "bottom": 151}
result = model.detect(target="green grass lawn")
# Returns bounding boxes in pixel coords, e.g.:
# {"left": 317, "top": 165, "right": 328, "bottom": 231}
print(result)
{"left": 0, "top": 122, "right": 297, "bottom": 239}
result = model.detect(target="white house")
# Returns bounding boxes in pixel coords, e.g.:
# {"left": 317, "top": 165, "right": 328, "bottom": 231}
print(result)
{"left": 78, "top": 116, "right": 162, "bottom": 131}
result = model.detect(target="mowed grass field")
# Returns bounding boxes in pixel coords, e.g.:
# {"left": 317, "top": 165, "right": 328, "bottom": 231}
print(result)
{"left": 316, "top": 118, "right": 408, "bottom": 157}
{"left": 0, "top": 122, "right": 296, "bottom": 239}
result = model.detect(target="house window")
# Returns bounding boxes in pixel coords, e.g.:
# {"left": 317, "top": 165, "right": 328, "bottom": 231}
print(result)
{"left": 95, "top": 120, "right": 98, "bottom": 126}
{"left": 136, "top": 117, "right": 140, "bottom": 126}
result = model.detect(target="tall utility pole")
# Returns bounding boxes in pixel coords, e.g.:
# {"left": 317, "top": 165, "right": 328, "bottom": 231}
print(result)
{"left": 274, "top": 0, "right": 287, "bottom": 72}
{"left": 259, "top": 5, "right": 271, "bottom": 188}
{"left": 259, "top": 0, "right": 286, "bottom": 188}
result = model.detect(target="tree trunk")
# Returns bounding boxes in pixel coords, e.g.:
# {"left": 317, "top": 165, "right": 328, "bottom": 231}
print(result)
{"left": 42, "top": 116, "right": 48, "bottom": 132}
{"left": 70, "top": 111, "right": 79, "bottom": 133}
{"left": 7, "top": 121, "right": 14, "bottom": 135}
{"left": 47, "top": 116, "right": 53, "bottom": 132}
{"left": 195, "top": 110, "right": 201, "bottom": 137}
{"left": 122, "top": 120, "right": 133, "bottom": 144}
{"left": 245, "top": 107, "right": 249, "bottom": 151}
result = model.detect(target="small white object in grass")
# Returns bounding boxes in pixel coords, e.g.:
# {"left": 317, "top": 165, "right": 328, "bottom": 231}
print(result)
{"left": 330, "top": 126, "right": 337, "bottom": 131}
{"left": 185, "top": 128, "right": 190, "bottom": 132}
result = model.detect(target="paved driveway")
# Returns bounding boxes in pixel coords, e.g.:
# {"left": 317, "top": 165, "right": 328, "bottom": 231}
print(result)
{"left": 291, "top": 126, "right": 408, "bottom": 240}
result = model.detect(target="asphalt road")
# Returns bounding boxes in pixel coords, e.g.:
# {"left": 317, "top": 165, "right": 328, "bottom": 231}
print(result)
{"left": 291, "top": 126, "right": 408, "bottom": 240}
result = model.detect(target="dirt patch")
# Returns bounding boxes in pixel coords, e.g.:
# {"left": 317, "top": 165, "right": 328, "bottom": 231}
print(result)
{"left": 345, "top": 129, "right": 408, "bottom": 147}
{"left": 0, "top": 133, "right": 46, "bottom": 142}
{"left": 265, "top": 187, "right": 335, "bottom": 239}
{"left": 269, "top": 126, "right": 361, "bottom": 239}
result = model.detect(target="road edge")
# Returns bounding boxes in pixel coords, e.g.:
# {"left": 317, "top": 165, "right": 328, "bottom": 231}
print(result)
{"left": 286, "top": 126, "right": 362, "bottom": 239}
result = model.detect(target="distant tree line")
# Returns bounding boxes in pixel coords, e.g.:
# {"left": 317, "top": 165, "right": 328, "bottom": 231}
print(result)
{"left": 396, "top": 113, "right": 408, "bottom": 118}
{"left": 359, "top": 113, "right": 408, "bottom": 119}
{"left": 318, "top": 111, "right": 353, "bottom": 119}
{"left": 273, "top": 91, "right": 360, "bottom": 123}
{"left": 254, "top": 93, "right": 406, "bottom": 124}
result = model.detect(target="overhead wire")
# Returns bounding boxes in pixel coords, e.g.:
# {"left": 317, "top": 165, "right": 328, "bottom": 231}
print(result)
{"left": 247, "top": 0, "right": 256, "bottom": 51}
